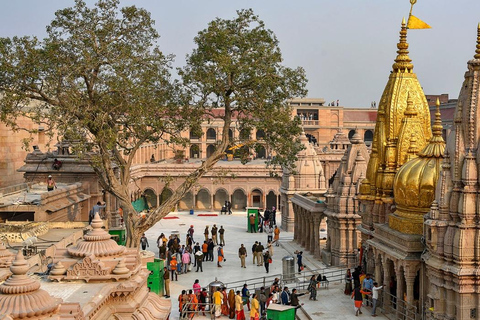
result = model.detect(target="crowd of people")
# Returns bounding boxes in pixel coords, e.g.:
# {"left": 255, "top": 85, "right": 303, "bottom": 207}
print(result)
{"left": 345, "top": 266, "right": 384, "bottom": 317}
{"left": 175, "top": 277, "right": 311, "bottom": 320}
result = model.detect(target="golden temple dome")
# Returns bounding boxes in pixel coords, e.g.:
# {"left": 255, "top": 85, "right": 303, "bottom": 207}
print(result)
{"left": 390, "top": 99, "right": 445, "bottom": 234}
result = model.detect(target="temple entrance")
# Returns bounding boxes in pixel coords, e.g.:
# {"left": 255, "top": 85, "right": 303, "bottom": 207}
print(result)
{"left": 213, "top": 188, "right": 228, "bottom": 209}
{"left": 251, "top": 189, "right": 263, "bottom": 208}
{"left": 159, "top": 188, "right": 173, "bottom": 205}
{"left": 232, "top": 189, "right": 247, "bottom": 210}
{"left": 179, "top": 192, "right": 193, "bottom": 210}
{"left": 143, "top": 188, "right": 157, "bottom": 208}
{"left": 266, "top": 191, "right": 277, "bottom": 209}
{"left": 196, "top": 189, "right": 211, "bottom": 209}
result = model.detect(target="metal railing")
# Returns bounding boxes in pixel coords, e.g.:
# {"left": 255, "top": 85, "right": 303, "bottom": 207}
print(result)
{"left": 361, "top": 289, "right": 420, "bottom": 320}
{"left": 179, "top": 302, "right": 214, "bottom": 319}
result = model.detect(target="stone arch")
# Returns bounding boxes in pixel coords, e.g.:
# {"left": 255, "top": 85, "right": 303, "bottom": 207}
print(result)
{"left": 364, "top": 130, "right": 373, "bottom": 144}
{"left": 206, "top": 144, "right": 216, "bottom": 158}
{"left": 143, "top": 188, "right": 157, "bottom": 208}
{"left": 255, "top": 145, "right": 266, "bottom": 159}
{"left": 251, "top": 188, "right": 263, "bottom": 208}
{"left": 159, "top": 188, "right": 173, "bottom": 205}
{"left": 232, "top": 188, "right": 247, "bottom": 210}
{"left": 348, "top": 129, "right": 356, "bottom": 140}
{"left": 178, "top": 192, "right": 194, "bottom": 210}
{"left": 196, "top": 188, "right": 211, "bottom": 209}
{"left": 330, "top": 113, "right": 339, "bottom": 126}
{"left": 190, "top": 129, "right": 201, "bottom": 140}
{"left": 266, "top": 190, "right": 277, "bottom": 209}
{"left": 190, "top": 144, "right": 200, "bottom": 159}
{"left": 206, "top": 128, "right": 216, "bottom": 140}
{"left": 213, "top": 188, "right": 229, "bottom": 209}
{"left": 256, "top": 129, "right": 265, "bottom": 140}
{"left": 239, "top": 128, "right": 250, "bottom": 140}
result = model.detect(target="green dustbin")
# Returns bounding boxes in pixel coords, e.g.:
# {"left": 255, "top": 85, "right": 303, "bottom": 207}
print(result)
{"left": 109, "top": 228, "right": 126, "bottom": 246}
{"left": 246, "top": 207, "right": 260, "bottom": 232}
{"left": 266, "top": 304, "right": 296, "bottom": 320}
{"left": 147, "top": 259, "right": 164, "bottom": 295}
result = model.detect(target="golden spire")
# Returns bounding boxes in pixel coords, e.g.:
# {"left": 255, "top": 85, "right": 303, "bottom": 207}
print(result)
{"left": 392, "top": 18, "right": 414, "bottom": 73}
{"left": 418, "top": 97, "right": 445, "bottom": 157}
{"left": 431, "top": 98, "right": 443, "bottom": 137}
{"left": 475, "top": 22, "right": 480, "bottom": 59}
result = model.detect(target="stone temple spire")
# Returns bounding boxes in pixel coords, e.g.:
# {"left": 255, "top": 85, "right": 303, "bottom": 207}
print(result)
{"left": 0, "top": 251, "right": 60, "bottom": 318}
{"left": 393, "top": 18, "right": 414, "bottom": 73}
{"left": 475, "top": 23, "right": 480, "bottom": 59}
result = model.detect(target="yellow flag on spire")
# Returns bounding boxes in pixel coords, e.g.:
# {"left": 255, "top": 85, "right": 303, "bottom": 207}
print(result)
{"left": 407, "top": 15, "right": 431, "bottom": 29}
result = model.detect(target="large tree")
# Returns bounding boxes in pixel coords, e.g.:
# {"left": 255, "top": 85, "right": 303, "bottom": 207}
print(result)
{"left": 0, "top": 1, "right": 307, "bottom": 247}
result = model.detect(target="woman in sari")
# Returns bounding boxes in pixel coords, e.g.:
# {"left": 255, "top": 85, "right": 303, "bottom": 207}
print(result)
{"left": 228, "top": 289, "right": 236, "bottom": 319}
{"left": 250, "top": 293, "right": 260, "bottom": 320}
{"left": 221, "top": 287, "right": 229, "bottom": 316}
{"left": 235, "top": 291, "right": 246, "bottom": 320}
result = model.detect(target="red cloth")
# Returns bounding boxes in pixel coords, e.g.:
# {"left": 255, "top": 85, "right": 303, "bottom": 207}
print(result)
{"left": 236, "top": 310, "right": 246, "bottom": 320}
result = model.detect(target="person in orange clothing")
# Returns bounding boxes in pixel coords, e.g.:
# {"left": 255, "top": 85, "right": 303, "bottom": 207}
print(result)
{"left": 170, "top": 256, "right": 178, "bottom": 281}
{"left": 202, "top": 241, "right": 208, "bottom": 261}
{"left": 188, "top": 289, "right": 198, "bottom": 319}
{"left": 217, "top": 245, "right": 224, "bottom": 268}
{"left": 351, "top": 285, "right": 371, "bottom": 316}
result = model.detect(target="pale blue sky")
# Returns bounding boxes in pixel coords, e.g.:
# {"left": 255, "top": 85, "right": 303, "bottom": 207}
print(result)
{"left": 1, "top": 0, "right": 478, "bottom": 107}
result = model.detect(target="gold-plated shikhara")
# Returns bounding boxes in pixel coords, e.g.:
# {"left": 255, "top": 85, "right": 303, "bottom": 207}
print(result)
{"left": 358, "top": 18, "right": 432, "bottom": 204}
{"left": 390, "top": 98, "right": 445, "bottom": 234}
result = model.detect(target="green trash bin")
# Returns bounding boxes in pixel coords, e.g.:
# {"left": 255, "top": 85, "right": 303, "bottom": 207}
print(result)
{"left": 147, "top": 259, "right": 165, "bottom": 295}
{"left": 109, "top": 228, "right": 126, "bottom": 246}
{"left": 266, "top": 304, "right": 296, "bottom": 320}
{"left": 246, "top": 207, "right": 260, "bottom": 232}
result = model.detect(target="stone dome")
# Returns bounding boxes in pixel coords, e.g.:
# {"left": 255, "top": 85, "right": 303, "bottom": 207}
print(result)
{"left": 67, "top": 213, "right": 125, "bottom": 257}
{"left": 0, "top": 251, "right": 60, "bottom": 318}
{"left": 294, "top": 132, "right": 326, "bottom": 191}
{"left": 390, "top": 100, "right": 445, "bottom": 234}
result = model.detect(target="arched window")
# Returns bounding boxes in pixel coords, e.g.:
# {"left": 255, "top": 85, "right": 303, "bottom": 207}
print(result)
{"left": 190, "top": 130, "right": 201, "bottom": 140}
{"left": 348, "top": 130, "right": 356, "bottom": 140}
{"left": 364, "top": 130, "right": 373, "bottom": 143}
{"left": 256, "top": 129, "right": 265, "bottom": 140}
{"left": 206, "top": 128, "right": 216, "bottom": 140}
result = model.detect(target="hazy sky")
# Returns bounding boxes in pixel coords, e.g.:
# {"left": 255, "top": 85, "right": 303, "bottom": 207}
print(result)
{"left": 1, "top": 0, "right": 479, "bottom": 107}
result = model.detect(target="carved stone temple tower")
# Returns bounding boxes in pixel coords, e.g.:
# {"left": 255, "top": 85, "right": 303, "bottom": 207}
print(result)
{"left": 280, "top": 131, "right": 327, "bottom": 232}
{"left": 358, "top": 17, "right": 440, "bottom": 315}
{"left": 423, "top": 24, "right": 480, "bottom": 320}
{"left": 323, "top": 129, "right": 369, "bottom": 267}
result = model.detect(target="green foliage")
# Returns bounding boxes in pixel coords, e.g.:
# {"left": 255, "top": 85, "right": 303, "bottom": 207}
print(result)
{"left": 179, "top": 8, "right": 307, "bottom": 170}
{"left": 0, "top": 3, "right": 307, "bottom": 245}
{"left": 0, "top": 0, "right": 195, "bottom": 196}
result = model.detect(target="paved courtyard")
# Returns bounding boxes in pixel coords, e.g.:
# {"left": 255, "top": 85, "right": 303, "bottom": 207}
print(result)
{"left": 144, "top": 210, "right": 388, "bottom": 319}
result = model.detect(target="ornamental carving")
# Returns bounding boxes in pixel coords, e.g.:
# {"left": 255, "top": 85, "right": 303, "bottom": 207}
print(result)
{"left": 67, "top": 254, "right": 109, "bottom": 278}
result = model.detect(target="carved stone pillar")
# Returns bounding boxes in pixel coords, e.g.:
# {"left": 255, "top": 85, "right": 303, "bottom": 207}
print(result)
{"left": 396, "top": 268, "right": 405, "bottom": 319}
{"left": 445, "top": 288, "right": 455, "bottom": 319}
{"left": 309, "top": 215, "right": 316, "bottom": 254}
{"left": 374, "top": 255, "right": 382, "bottom": 286}
{"left": 305, "top": 213, "right": 312, "bottom": 251}
{"left": 382, "top": 260, "right": 392, "bottom": 310}
{"left": 300, "top": 210, "right": 306, "bottom": 247}
{"left": 313, "top": 216, "right": 321, "bottom": 258}
{"left": 211, "top": 193, "right": 214, "bottom": 211}
{"left": 293, "top": 205, "right": 299, "bottom": 242}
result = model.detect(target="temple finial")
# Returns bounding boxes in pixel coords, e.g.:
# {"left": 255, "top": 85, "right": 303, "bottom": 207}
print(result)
{"left": 475, "top": 22, "right": 480, "bottom": 59}
{"left": 393, "top": 18, "right": 413, "bottom": 73}
{"left": 432, "top": 98, "right": 443, "bottom": 137}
